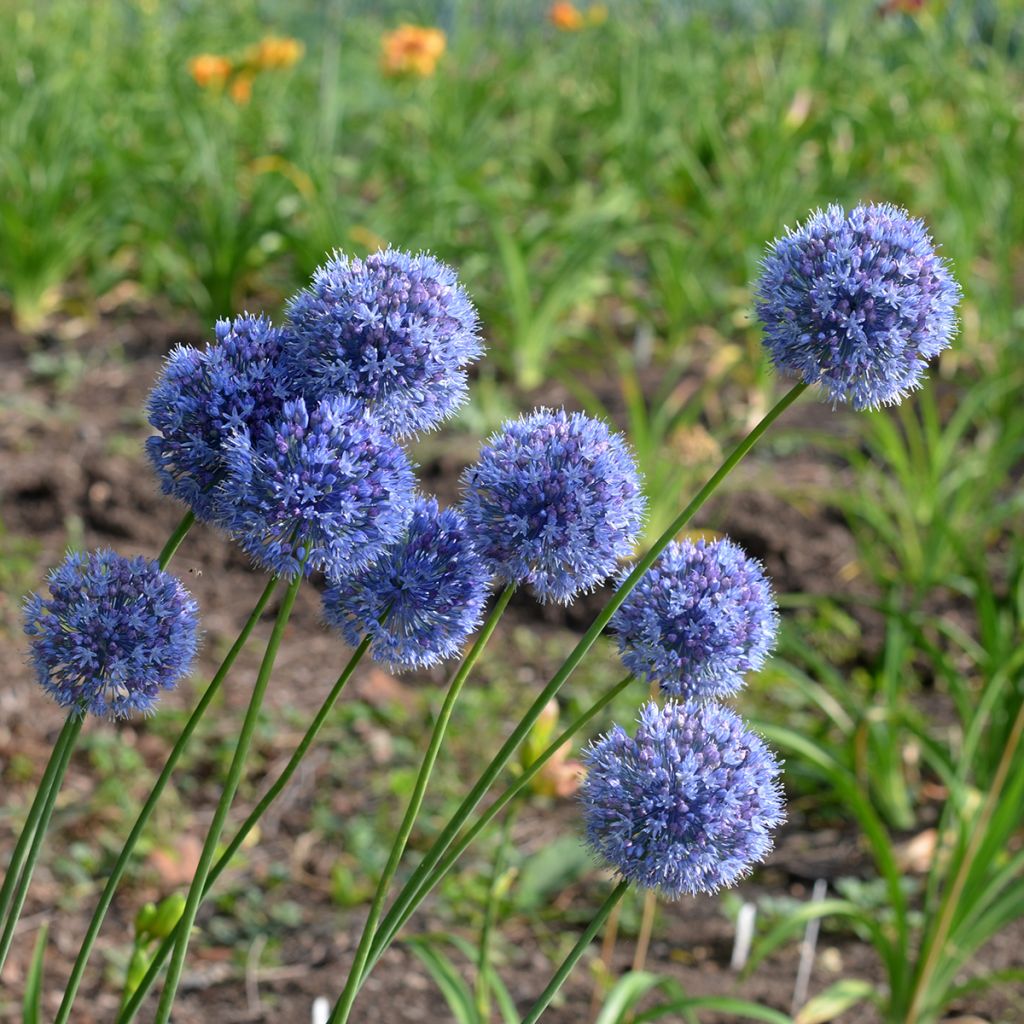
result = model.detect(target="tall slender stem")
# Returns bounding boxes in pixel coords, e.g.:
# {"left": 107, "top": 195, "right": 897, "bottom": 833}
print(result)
{"left": 357, "top": 381, "right": 805, "bottom": 988}
{"left": 520, "top": 881, "right": 629, "bottom": 1024}
{"left": 368, "top": 674, "right": 635, "bottom": 970}
{"left": 157, "top": 510, "right": 196, "bottom": 570}
{"left": 905, "top": 698, "right": 1024, "bottom": 1024}
{"left": 153, "top": 569, "right": 304, "bottom": 1024}
{"left": 0, "top": 714, "right": 79, "bottom": 933}
{"left": 0, "top": 713, "right": 84, "bottom": 973}
{"left": 116, "top": 635, "right": 372, "bottom": 1023}
{"left": 329, "top": 584, "right": 517, "bottom": 1024}
{"left": 54, "top": 576, "right": 280, "bottom": 1024}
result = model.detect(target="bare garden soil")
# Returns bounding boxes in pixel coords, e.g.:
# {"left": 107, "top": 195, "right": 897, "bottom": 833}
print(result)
{"left": 0, "top": 313, "right": 1020, "bottom": 1023}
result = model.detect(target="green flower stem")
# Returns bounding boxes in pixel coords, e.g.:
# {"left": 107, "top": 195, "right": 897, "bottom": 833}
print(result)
{"left": 157, "top": 510, "right": 196, "bottom": 570}
{"left": 54, "top": 575, "right": 280, "bottom": 1024}
{"left": 368, "top": 674, "right": 635, "bottom": 971}
{"left": 153, "top": 568, "right": 305, "bottom": 1024}
{"left": 115, "top": 635, "right": 373, "bottom": 1024}
{"left": 356, "top": 381, "right": 806, "bottom": 988}
{"left": 476, "top": 800, "right": 517, "bottom": 1020}
{"left": 329, "top": 583, "right": 517, "bottom": 1024}
{"left": 0, "top": 712, "right": 84, "bottom": 973}
{"left": 520, "top": 880, "right": 629, "bottom": 1024}
{"left": 0, "top": 713, "right": 79, "bottom": 933}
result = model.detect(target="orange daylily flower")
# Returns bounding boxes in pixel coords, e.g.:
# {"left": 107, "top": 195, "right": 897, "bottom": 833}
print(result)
{"left": 249, "top": 35, "right": 304, "bottom": 70}
{"left": 188, "top": 53, "right": 232, "bottom": 89}
{"left": 380, "top": 24, "right": 446, "bottom": 77}
{"left": 229, "top": 72, "right": 254, "bottom": 105}
{"left": 549, "top": 2, "right": 584, "bottom": 30}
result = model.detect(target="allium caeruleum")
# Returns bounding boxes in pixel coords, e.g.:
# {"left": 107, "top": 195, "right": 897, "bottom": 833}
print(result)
{"left": 460, "top": 408, "right": 646, "bottom": 604}
{"left": 612, "top": 538, "right": 778, "bottom": 700}
{"left": 756, "top": 203, "right": 961, "bottom": 409}
{"left": 581, "top": 701, "right": 784, "bottom": 897}
{"left": 23, "top": 550, "right": 200, "bottom": 718}
{"left": 322, "top": 496, "right": 492, "bottom": 670}
{"left": 218, "top": 396, "right": 416, "bottom": 579}
{"left": 146, "top": 314, "right": 289, "bottom": 520}
{"left": 285, "top": 249, "right": 483, "bottom": 437}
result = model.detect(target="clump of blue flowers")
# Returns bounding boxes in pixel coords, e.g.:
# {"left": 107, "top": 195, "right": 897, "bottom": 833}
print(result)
{"left": 612, "top": 538, "right": 778, "bottom": 700}
{"left": 756, "top": 203, "right": 961, "bottom": 409}
{"left": 322, "top": 496, "right": 492, "bottom": 670}
{"left": 146, "top": 314, "right": 288, "bottom": 521}
{"left": 218, "top": 397, "right": 416, "bottom": 579}
{"left": 461, "top": 408, "right": 646, "bottom": 604}
{"left": 285, "top": 249, "right": 483, "bottom": 438}
{"left": 580, "top": 700, "right": 785, "bottom": 898}
{"left": 23, "top": 550, "right": 200, "bottom": 718}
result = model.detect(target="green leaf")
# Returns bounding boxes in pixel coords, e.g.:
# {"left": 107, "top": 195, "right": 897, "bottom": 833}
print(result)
{"left": 634, "top": 996, "right": 792, "bottom": 1024}
{"left": 22, "top": 923, "right": 48, "bottom": 1024}
{"left": 405, "top": 936, "right": 479, "bottom": 1024}
{"left": 594, "top": 971, "right": 682, "bottom": 1024}
{"left": 513, "top": 835, "right": 594, "bottom": 912}
{"left": 794, "top": 979, "right": 876, "bottom": 1024}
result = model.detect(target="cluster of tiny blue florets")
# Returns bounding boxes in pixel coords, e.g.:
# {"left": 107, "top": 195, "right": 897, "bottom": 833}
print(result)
{"left": 322, "top": 497, "right": 492, "bottom": 670}
{"left": 285, "top": 249, "right": 483, "bottom": 438}
{"left": 217, "top": 397, "right": 416, "bottom": 579}
{"left": 460, "top": 409, "right": 646, "bottom": 604}
{"left": 23, "top": 550, "right": 199, "bottom": 719}
{"left": 581, "top": 700, "right": 785, "bottom": 898}
{"left": 146, "top": 314, "right": 289, "bottom": 521}
{"left": 756, "top": 203, "right": 961, "bottom": 409}
{"left": 612, "top": 538, "right": 778, "bottom": 700}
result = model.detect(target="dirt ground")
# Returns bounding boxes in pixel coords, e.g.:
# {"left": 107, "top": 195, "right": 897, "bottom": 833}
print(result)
{"left": 1, "top": 313, "right": 1020, "bottom": 1023}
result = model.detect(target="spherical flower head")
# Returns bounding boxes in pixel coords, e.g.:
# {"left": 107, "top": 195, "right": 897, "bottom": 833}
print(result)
{"left": 284, "top": 248, "right": 482, "bottom": 437}
{"left": 217, "top": 396, "right": 416, "bottom": 579}
{"left": 581, "top": 700, "right": 785, "bottom": 898}
{"left": 460, "top": 408, "right": 646, "bottom": 604}
{"left": 23, "top": 550, "right": 200, "bottom": 719}
{"left": 322, "top": 496, "right": 492, "bottom": 670}
{"left": 755, "top": 203, "right": 961, "bottom": 409}
{"left": 612, "top": 538, "right": 778, "bottom": 700}
{"left": 146, "top": 313, "right": 289, "bottom": 521}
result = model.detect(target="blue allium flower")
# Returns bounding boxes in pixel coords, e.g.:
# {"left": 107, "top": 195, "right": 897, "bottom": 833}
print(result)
{"left": 285, "top": 248, "right": 483, "bottom": 437}
{"left": 217, "top": 396, "right": 416, "bottom": 579}
{"left": 322, "top": 496, "right": 492, "bottom": 670}
{"left": 23, "top": 550, "right": 200, "bottom": 719}
{"left": 460, "top": 408, "right": 645, "bottom": 604}
{"left": 581, "top": 700, "right": 785, "bottom": 897}
{"left": 612, "top": 538, "right": 778, "bottom": 700}
{"left": 146, "top": 314, "right": 289, "bottom": 520}
{"left": 756, "top": 203, "right": 961, "bottom": 409}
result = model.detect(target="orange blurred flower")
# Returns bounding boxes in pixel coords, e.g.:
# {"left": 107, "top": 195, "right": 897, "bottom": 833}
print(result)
{"left": 586, "top": 3, "right": 608, "bottom": 25}
{"left": 188, "top": 53, "right": 232, "bottom": 89}
{"left": 249, "top": 35, "right": 304, "bottom": 70}
{"left": 380, "top": 24, "right": 446, "bottom": 77}
{"left": 549, "top": 2, "right": 584, "bottom": 30}
{"left": 229, "top": 72, "right": 254, "bottom": 105}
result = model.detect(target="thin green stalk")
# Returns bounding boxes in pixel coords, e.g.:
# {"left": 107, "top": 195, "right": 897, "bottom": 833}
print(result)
{"left": 476, "top": 801, "right": 517, "bottom": 1020}
{"left": 157, "top": 510, "right": 196, "bottom": 570}
{"left": 369, "top": 674, "right": 635, "bottom": 969}
{"left": 358, "top": 381, "right": 805, "bottom": 986}
{"left": 329, "top": 583, "right": 517, "bottom": 1024}
{"left": 520, "top": 881, "right": 629, "bottom": 1024}
{"left": 54, "top": 575, "right": 280, "bottom": 1024}
{"left": 115, "top": 635, "right": 372, "bottom": 1023}
{"left": 0, "top": 714, "right": 80, "bottom": 932}
{"left": 153, "top": 569, "right": 304, "bottom": 1024}
{"left": 0, "top": 713, "right": 84, "bottom": 973}
{"left": 905, "top": 698, "right": 1024, "bottom": 1024}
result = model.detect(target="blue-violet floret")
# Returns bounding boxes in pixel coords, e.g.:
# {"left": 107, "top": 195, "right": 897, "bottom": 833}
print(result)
{"left": 23, "top": 549, "right": 200, "bottom": 718}
{"left": 322, "top": 496, "right": 492, "bottom": 670}
{"left": 581, "top": 700, "right": 785, "bottom": 898}
{"left": 460, "top": 408, "right": 645, "bottom": 604}
{"left": 217, "top": 396, "right": 416, "bottom": 579}
{"left": 146, "top": 313, "right": 290, "bottom": 520}
{"left": 756, "top": 203, "right": 961, "bottom": 409}
{"left": 285, "top": 248, "right": 483, "bottom": 437}
{"left": 612, "top": 538, "right": 778, "bottom": 700}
